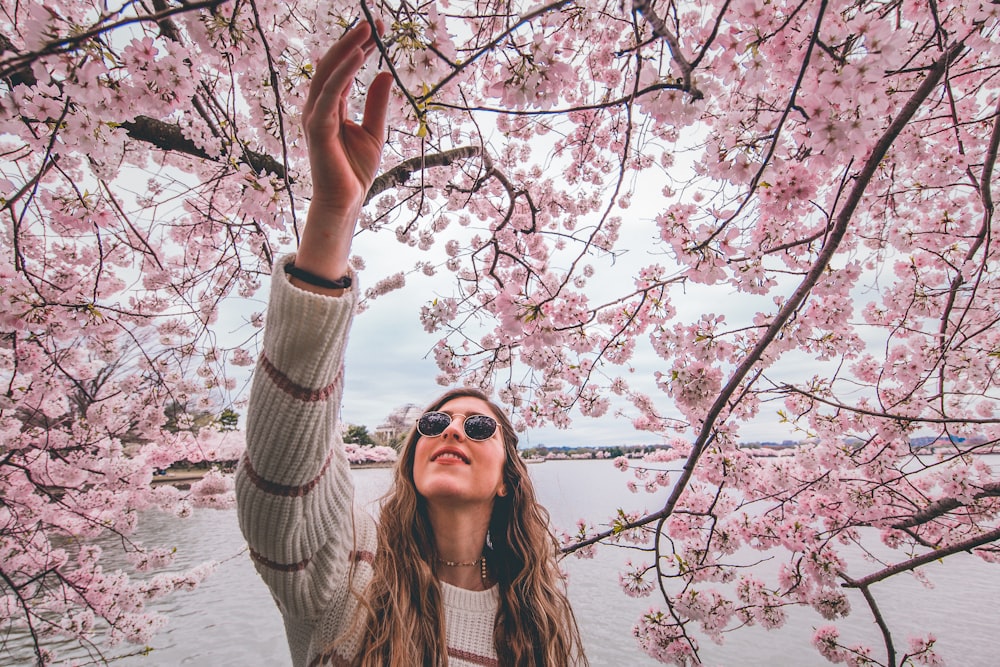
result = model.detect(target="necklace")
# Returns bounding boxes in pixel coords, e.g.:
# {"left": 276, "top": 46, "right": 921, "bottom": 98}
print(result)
{"left": 436, "top": 555, "right": 489, "bottom": 584}
{"left": 436, "top": 556, "right": 481, "bottom": 567}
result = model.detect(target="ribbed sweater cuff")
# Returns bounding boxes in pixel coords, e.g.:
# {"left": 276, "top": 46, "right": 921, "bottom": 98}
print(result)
{"left": 263, "top": 255, "right": 358, "bottom": 390}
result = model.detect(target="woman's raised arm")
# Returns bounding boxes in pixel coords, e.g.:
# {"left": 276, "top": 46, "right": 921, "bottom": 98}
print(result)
{"left": 292, "top": 20, "right": 393, "bottom": 294}
{"left": 235, "top": 19, "right": 393, "bottom": 630}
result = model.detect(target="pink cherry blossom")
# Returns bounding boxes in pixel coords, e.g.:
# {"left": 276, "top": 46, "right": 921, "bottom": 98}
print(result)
{"left": 4, "top": 0, "right": 999, "bottom": 663}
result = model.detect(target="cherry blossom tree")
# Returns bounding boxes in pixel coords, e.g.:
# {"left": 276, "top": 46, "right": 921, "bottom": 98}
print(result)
{"left": 344, "top": 442, "right": 399, "bottom": 465}
{"left": 2, "top": 0, "right": 999, "bottom": 664}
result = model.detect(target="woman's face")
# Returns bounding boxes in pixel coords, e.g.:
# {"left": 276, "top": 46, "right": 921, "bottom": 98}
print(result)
{"left": 412, "top": 396, "right": 508, "bottom": 508}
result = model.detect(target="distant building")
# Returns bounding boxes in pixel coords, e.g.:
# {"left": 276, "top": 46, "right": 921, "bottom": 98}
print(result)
{"left": 375, "top": 403, "right": 423, "bottom": 447}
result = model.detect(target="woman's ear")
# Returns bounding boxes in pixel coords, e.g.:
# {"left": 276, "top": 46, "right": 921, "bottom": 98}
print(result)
{"left": 497, "top": 484, "right": 508, "bottom": 497}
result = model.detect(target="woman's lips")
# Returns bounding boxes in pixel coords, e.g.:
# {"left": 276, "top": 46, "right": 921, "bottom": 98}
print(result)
{"left": 431, "top": 447, "right": 470, "bottom": 464}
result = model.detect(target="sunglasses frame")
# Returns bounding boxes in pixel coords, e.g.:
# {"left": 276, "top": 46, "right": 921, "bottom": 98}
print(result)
{"left": 416, "top": 411, "right": 499, "bottom": 442}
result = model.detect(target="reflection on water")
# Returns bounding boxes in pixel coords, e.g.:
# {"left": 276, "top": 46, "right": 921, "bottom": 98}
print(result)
{"left": 4, "top": 460, "right": 998, "bottom": 666}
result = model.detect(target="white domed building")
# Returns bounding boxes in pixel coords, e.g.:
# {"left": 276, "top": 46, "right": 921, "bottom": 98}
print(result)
{"left": 374, "top": 403, "right": 423, "bottom": 448}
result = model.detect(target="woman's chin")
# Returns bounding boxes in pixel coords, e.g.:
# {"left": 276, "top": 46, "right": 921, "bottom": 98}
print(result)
{"left": 419, "top": 482, "right": 495, "bottom": 508}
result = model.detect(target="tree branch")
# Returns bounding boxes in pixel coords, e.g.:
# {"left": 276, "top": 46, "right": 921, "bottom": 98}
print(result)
{"left": 564, "top": 40, "right": 967, "bottom": 557}
{"left": 0, "top": 0, "right": 229, "bottom": 81}
{"left": 980, "top": 96, "right": 1000, "bottom": 218}
{"left": 892, "top": 482, "right": 1000, "bottom": 528}
{"left": 632, "top": 0, "right": 703, "bottom": 100}
{"left": 365, "top": 145, "right": 486, "bottom": 203}
{"left": 777, "top": 383, "right": 1000, "bottom": 426}
{"left": 837, "top": 574, "right": 896, "bottom": 666}
{"left": 842, "top": 525, "right": 1000, "bottom": 589}
{"left": 118, "top": 116, "right": 287, "bottom": 177}
{"left": 417, "top": 0, "right": 575, "bottom": 103}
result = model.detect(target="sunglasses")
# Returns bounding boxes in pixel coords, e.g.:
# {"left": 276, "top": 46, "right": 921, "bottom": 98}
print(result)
{"left": 416, "top": 411, "right": 498, "bottom": 441}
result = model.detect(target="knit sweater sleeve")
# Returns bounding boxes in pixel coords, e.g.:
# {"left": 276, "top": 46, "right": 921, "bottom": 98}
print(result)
{"left": 236, "top": 254, "right": 361, "bottom": 621}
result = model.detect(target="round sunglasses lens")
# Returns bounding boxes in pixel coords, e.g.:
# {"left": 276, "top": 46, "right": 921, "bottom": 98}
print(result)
{"left": 464, "top": 415, "right": 497, "bottom": 440}
{"left": 418, "top": 412, "right": 451, "bottom": 437}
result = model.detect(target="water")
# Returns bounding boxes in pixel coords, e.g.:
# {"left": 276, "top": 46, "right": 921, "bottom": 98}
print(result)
{"left": 5, "top": 460, "right": 999, "bottom": 666}
{"left": 531, "top": 460, "right": 1000, "bottom": 666}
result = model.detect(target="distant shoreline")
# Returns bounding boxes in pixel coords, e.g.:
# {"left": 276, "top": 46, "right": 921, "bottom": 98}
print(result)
{"left": 150, "top": 447, "right": 998, "bottom": 488}
{"left": 150, "top": 461, "right": 398, "bottom": 488}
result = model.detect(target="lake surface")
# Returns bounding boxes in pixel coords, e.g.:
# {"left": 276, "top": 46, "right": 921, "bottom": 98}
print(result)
{"left": 5, "top": 460, "right": 999, "bottom": 666}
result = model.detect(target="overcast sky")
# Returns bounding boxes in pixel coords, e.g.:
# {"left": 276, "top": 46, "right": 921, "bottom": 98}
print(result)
{"left": 322, "top": 219, "right": 811, "bottom": 449}
{"left": 215, "top": 121, "right": 836, "bottom": 449}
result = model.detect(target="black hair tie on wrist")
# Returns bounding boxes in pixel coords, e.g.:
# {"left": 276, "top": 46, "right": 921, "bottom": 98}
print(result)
{"left": 284, "top": 263, "right": 352, "bottom": 290}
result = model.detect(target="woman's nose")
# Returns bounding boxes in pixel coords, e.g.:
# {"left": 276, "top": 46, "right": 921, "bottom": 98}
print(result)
{"left": 442, "top": 415, "right": 465, "bottom": 439}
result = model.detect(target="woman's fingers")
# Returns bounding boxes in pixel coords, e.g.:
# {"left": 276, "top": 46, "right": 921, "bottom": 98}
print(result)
{"left": 305, "top": 21, "right": 378, "bottom": 116}
{"left": 310, "top": 45, "right": 367, "bottom": 130}
{"left": 362, "top": 71, "right": 394, "bottom": 142}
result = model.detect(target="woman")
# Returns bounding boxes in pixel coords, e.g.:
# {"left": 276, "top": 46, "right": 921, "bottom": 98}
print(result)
{"left": 235, "top": 19, "right": 587, "bottom": 667}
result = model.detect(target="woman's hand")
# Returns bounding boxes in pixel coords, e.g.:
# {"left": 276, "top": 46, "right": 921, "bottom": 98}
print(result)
{"left": 294, "top": 20, "right": 393, "bottom": 292}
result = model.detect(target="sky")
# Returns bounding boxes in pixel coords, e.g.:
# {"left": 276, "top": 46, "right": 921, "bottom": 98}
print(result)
{"left": 217, "top": 204, "right": 891, "bottom": 450}
{"left": 216, "top": 102, "right": 847, "bottom": 450}
{"left": 320, "top": 220, "right": 810, "bottom": 449}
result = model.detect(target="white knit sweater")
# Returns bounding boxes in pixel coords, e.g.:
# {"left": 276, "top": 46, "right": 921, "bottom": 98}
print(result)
{"left": 236, "top": 256, "right": 500, "bottom": 667}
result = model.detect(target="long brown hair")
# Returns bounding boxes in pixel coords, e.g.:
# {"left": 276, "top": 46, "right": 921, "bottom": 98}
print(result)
{"left": 357, "top": 387, "right": 587, "bottom": 666}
